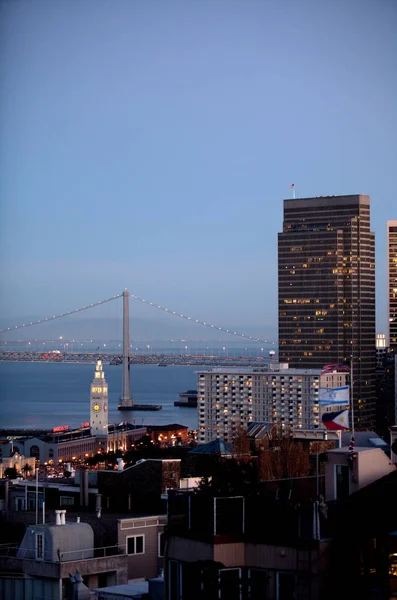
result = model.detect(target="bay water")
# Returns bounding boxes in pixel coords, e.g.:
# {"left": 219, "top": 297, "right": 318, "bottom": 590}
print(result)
{"left": 0, "top": 362, "right": 198, "bottom": 431}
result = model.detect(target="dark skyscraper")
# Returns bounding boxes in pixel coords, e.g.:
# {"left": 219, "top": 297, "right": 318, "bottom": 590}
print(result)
{"left": 278, "top": 195, "right": 376, "bottom": 429}
{"left": 387, "top": 220, "right": 397, "bottom": 351}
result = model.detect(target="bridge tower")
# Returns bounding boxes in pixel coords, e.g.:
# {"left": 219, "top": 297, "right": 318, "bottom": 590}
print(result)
{"left": 118, "top": 289, "right": 134, "bottom": 411}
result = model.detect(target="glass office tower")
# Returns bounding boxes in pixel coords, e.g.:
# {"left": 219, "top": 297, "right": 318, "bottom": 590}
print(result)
{"left": 278, "top": 195, "right": 376, "bottom": 429}
{"left": 388, "top": 220, "right": 397, "bottom": 351}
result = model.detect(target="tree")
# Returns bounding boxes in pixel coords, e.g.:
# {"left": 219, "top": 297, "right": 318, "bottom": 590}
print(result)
{"left": 231, "top": 425, "right": 251, "bottom": 461}
{"left": 258, "top": 425, "right": 311, "bottom": 481}
{"left": 22, "top": 463, "right": 33, "bottom": 479}
{"left": 197, "top": 457, "right": 260, "bottom": 498}
{"left": 4, "top": 467, "right": 19, "bottom": 479}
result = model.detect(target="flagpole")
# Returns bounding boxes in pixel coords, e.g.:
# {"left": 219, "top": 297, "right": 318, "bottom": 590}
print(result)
{"left": 350, "top": 357, "right": 354, "bottom": 436}
{"left": 337, "top": 430, "right": 342, "bottom": 448}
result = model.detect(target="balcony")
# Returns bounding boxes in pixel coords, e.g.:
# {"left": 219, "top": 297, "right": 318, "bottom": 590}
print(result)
{"left": 166, "top": 491, "right": 322, "bottom": 548}
{"left": 0, "top": 544, "right": 128, "bottom": 580}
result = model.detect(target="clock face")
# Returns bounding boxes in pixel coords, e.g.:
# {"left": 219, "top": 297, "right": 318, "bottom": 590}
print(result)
{"left": 92, "top": 403, "right": 101, "bottom": 412}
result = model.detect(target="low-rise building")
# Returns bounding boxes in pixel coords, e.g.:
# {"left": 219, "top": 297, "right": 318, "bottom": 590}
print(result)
{"left": 0, "top": 511, "right": 128, "bottom": 600}
{"left": 117, "top": 514, "right": 166, "bottom": 580}
{"left": 97, "top": 458, "right": 181, "bottom": 514}
{"left": 147, "top": 424, "right": 189, "bottom": 446}
{"left": 0, "top": 452, "right": 36, "bottom": 478}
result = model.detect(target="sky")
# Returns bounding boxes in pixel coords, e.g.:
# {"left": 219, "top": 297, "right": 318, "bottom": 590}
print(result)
{"left": 0, "top": 0, "right": 396, "bottom": 342}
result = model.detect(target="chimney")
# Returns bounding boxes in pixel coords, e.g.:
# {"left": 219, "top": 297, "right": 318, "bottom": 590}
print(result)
{"left": 76, "top": 517, "right": 80, "bottom": 523}
{"left": 55, "top": 510, "right": 62, "bottom": 525}
{"left": 60, "top": 510, "right": 66, "bottom": 525}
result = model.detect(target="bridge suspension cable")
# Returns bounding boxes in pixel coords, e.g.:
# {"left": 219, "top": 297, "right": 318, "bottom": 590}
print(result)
{"left": 0, "top": 294, "right": 122, "bottom": 334}
{"left": 0, "top": 291, "right": 276, "bottom": 344}
{"left": 128, "top": 293, "right": 273, "bottom": 344}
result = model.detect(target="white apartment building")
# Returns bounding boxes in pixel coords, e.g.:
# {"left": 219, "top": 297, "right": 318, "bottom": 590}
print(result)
{"left": 197, "top": 366, "right": 348, "bottom": 443}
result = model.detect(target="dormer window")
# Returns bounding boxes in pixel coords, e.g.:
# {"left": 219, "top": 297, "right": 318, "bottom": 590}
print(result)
{"left": 36, "top": 533, "right": 44, "bottom": 560}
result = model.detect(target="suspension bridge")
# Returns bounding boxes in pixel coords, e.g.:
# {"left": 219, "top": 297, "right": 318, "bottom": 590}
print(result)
{"left": 0, "top": 289, "right": 278, "bottom": 411}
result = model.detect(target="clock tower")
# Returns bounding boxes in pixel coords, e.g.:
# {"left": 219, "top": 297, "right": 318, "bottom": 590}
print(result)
{"left": 90, "top": 360, "right": 108, "bottom": 438}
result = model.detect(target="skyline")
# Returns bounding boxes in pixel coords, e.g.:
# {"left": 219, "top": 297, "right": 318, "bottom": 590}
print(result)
{"left": 1, "top": 0, "right": 396, "bottom": 336}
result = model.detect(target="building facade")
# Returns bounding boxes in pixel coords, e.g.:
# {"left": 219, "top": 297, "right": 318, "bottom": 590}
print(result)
{"left": 197, "top": 367, "right": 347, "bottom": 443}
{"left": 90, "top": 360, "right": 108, "bottom": 438}
{"left": 0, "top": 514, "right": 128, "bottom": 600}
{"left": 376, "top": 333, "right": 388, "bottom": 367}
{"left": 117, "top": 515, "right": 166, "bottom": 580}
{"left": 0, "top": 425, "right": 146, "bottom": 465}
{"left": 278, "top": 195, "right": 376, "bottom": 429}
{"left": 388, "top": 220, "right": 397, "bottom": 351}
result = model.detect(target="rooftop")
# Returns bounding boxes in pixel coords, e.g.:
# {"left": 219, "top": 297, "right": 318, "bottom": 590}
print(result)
{"left": 189, "top": 439, "right": 232, "bottom": 455}
{"left": 284, "top": 194, "right": 370, "bottom": 207}
{"left": 95, "top": 581, "right": 149, "bottom": 598}
{"left": 147, "top": 424, "right": 188, "bottom": 432}
{"left": 197, "top": 367, "right": 323, "bottom": 375}
{"left": 327, "top": 446, "right": 385, "bottom": 454}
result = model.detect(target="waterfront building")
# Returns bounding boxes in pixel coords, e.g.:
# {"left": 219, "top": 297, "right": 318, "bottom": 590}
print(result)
{"left": 0, "top": 423, "right": 147, "bottom": 466}
{"left": 197, "top": 366, "right": 347, "bottom": 443}
{"left": 278, "top": 194, "right": 376, "bottom": 429}
{"left": 0, "top": 361, "right": 146, "bottom": 464}
{"left": 388, "top": 220, "right": 397, "bottom": 351}
{"left": 0, "top": 452, "right": 36, "bottom": 478}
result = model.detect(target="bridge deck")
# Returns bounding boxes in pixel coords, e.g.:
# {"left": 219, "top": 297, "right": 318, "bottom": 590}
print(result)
{"left": 0, "top": 351, "right": 274, "bottom": 367}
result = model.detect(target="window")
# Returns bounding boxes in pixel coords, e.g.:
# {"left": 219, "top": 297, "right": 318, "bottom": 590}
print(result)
{"left": 49, "top": 449, "right": 54, "bottom": 459}
{"left": 28, "top": 491, "right": 43, "bottom": 511}
{"left": 36, "top": 533, "right": 44, "bottom": 560}
{"left": 219, "top": 568, "right": 241, "bottom": 600}
{"left": 60, "top": 496, "right": 74, "bottom": 506}
{"left": 126, "top": 535, "right": 144, "bottom": 555}
{"left": 30, "top": 445, "right": 40, "bottom": 459}
{"left": 248, "top": 569, "right": 267, "bottom": 599}
{"left": 335, "top": 464, "right": 349, "bottom": 500}
{"left": 276, "top": 572, "right": 296, "bottom": 600}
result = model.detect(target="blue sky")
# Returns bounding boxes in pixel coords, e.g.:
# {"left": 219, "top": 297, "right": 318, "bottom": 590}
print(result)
{"left": 0, "top": 0, "right": 396, "bottom": 340}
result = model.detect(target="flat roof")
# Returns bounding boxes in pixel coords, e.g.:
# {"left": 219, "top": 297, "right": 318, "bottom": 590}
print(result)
{"left": 327, "top": 446, "right": 377, "bottom": 454}
{"left": 197, "top": 367, "right": 322, "bottom": 375}
{"left": 284, "top": 194, "right": 370, "bottom": 207}
{"left": 94, "top": 582, "right": 149, "bottom": 596}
